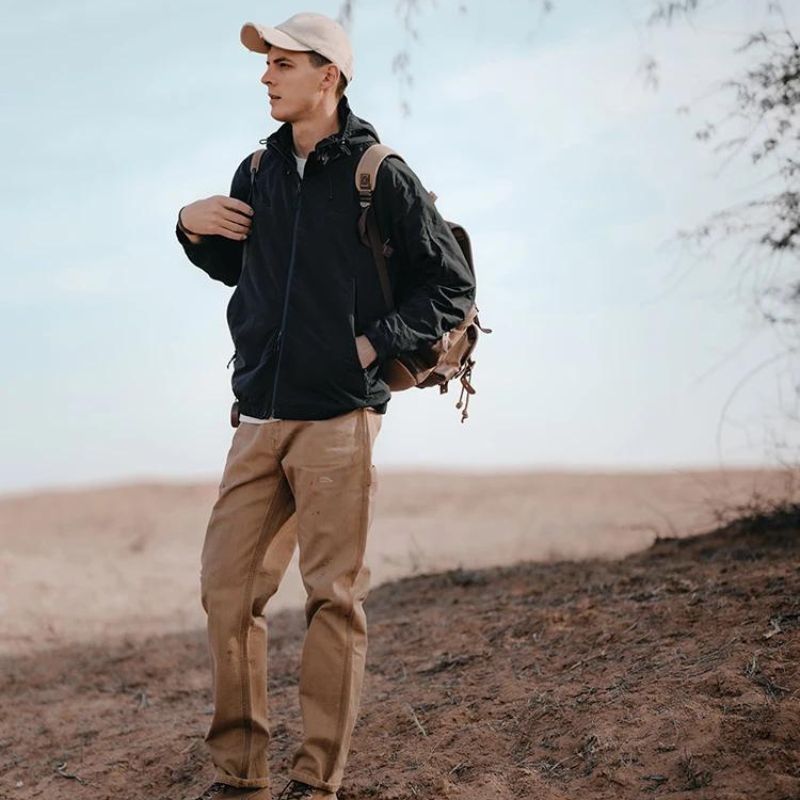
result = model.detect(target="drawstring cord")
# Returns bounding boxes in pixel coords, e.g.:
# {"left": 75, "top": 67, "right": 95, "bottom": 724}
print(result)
{"left": 454, "top": 358, "right": 476, "bottom": 423}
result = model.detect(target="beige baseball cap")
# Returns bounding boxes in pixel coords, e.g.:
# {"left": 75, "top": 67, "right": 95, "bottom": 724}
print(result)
{"left": 240, "top": 12, "right": 354, "bottom": 83}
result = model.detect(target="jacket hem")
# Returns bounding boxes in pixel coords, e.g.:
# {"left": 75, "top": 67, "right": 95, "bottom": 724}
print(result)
{"left": 236, "top": 397, "right": 388, "bottom": 420}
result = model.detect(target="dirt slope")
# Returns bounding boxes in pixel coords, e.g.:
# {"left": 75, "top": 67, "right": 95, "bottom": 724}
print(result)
{"left": 1, "top": 508, "right": 798, "bottom": 800}
{"left": 0, "top": 468, "right": 790, "bottom": 657}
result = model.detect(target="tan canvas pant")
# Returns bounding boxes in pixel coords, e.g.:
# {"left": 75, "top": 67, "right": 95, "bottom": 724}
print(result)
{"left": 199, "top": 406, "right": 383, "bottom": 795}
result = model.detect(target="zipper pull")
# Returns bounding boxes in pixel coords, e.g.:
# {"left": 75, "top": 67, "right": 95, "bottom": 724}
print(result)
{"left": 227, "top": 351, "right": 236, "bottom": 369}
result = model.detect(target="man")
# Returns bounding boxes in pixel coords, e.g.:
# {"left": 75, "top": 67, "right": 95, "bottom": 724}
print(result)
{"left": 175, "top": 12, "right": 475, "bottom": 800}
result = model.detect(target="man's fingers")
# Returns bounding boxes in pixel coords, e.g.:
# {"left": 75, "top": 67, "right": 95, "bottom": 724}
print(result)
{"left": 217, "top": 219, "right": 251, "bottom": 239}
{"left": 219, "top": 196, "right": 254, "bottom": 218}
{"left": 217, "top": 212, "right": 251, "bottom": 234}
{"left": 214, "top": 225, "right": 249, "bottom": 241}
{"left": 199, "top": 196, "right": 253, "bottom": 239}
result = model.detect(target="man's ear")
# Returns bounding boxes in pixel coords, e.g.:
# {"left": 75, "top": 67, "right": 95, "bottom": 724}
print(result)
{"left": 322, "top": 63, "right": 340, "bottom": 92}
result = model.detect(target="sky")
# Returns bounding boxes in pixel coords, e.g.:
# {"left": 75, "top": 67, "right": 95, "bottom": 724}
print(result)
{"left": 1, "top": 0, "right": 798, "bottom": 494}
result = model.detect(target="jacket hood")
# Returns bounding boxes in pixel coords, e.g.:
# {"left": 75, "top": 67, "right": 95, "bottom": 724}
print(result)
{"left": 264, "top": 94, "right": 380, "bottom": 165}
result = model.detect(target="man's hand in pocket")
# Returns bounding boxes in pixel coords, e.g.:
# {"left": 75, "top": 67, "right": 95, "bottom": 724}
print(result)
{"left": 355, "top": 335, "right": 378, "bottom": 369}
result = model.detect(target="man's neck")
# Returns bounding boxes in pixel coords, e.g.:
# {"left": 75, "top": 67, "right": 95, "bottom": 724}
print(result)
{"left": 292, "top": 101, "right": 341, "bottom": 159}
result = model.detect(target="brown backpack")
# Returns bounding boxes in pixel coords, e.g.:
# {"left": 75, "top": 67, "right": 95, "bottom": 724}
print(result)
{"left": 228, "top": 145, "right": 491, "bottom": 428}
{"left": 355, "top": 144, "right": 492, "bottom": 422}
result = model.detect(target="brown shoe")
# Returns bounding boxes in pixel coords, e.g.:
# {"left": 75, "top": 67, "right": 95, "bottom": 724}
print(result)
{"left": 276, "top": 778, "right": 338, "bottom": 800}
{"left": 190, "top": 782, "right": 272, "bottom": 800}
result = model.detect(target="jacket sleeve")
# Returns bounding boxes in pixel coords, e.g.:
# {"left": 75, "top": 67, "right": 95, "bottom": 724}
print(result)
{"left": 362, "top": 157, "right": 476, "bottom": 361}
{"left": 174, "top": 154, "right": 251, "bottom": 287}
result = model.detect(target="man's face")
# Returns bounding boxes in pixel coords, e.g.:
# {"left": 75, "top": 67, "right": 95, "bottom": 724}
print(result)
{"left": 260, "top": 45, "right": 333, "bottom": 122}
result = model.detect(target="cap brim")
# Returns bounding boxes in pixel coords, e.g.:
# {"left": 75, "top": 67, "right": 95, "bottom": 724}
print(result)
{"left": 240, "top": 22, "right": 313, "bottom": 54}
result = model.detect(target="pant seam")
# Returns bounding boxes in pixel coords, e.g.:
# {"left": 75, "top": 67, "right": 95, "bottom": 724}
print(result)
{"left": 322, "top": 408, "right": 371, "bottom": 777}
{"left": 238, "top": 470, "right": 289, "bottom": 777}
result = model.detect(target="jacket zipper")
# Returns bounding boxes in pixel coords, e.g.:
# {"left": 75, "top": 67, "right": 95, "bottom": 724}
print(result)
{"left": 267, "top": 158, "right": 304, "bottom": 418}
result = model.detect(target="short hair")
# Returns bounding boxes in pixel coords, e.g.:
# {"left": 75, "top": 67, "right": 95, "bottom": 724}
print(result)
{"left": 264, "top": 44, "right": 348, "bottom": 100}
{"left": 307, "top": 50, "right": 348, "bottom": 99}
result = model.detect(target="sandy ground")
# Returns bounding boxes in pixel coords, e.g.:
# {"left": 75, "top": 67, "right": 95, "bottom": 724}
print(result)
{"left": 0, "top": 468, "right": 793, "bottom": 657}
{"left": 0, "top": 486, "right": 797, "bottom": 799}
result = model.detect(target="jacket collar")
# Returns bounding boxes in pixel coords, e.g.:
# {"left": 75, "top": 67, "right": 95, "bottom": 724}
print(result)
{"left": 265, "top": 95, "right": 378, "bottom": 167}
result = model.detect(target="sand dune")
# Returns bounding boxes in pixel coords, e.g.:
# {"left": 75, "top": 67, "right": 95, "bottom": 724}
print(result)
{"left": 0, "top": 468, "right": 790, "bottom": 657}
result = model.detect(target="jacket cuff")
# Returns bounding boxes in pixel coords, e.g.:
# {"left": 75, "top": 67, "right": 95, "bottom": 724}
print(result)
{"left": 362, "top": 320, "right": 395, "bottom": 362}
{"left": 175, "top": 220, "right": 204, "bottom": 250}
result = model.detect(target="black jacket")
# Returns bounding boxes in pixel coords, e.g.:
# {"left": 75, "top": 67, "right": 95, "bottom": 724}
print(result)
{"left": 175, "top": 95, "right": 476, "bottom": 420}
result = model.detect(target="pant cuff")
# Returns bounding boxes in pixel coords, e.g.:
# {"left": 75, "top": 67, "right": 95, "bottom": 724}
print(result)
{"left": 288, "top": 769, "right": 339, "bottom": 794}
{"left": 213, "top": 766, "right": 271, "bottom": 790}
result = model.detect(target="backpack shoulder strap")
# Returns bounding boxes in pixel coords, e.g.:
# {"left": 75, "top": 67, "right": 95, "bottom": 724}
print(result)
{"left": 240, "top": 148, "right": 267, "bottom": 274}
{"left": 355, "top": 144, "right": 404, "bottom": 312}
{"left": 250, "top": 147, "right": 267, "bottom": 175}
{"left": 355, "top": 144, "right": 403, "bottom": 207}
{"left": 357, "top": 143, "right": 445, "bottom": 312}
